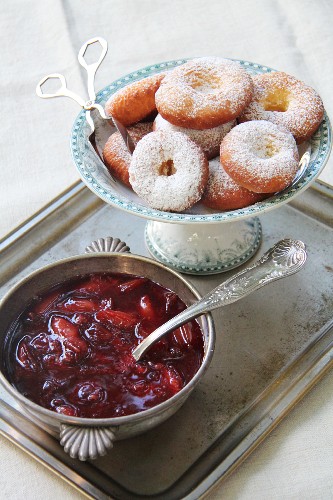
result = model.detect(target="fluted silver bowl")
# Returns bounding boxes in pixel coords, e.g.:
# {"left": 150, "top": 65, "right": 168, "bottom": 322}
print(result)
{"left": 0, "top": 240, "right": 215, "bottom": 460}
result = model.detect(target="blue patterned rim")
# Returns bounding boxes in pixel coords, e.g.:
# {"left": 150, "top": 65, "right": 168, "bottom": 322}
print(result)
{"left": 70, "top": 58, "right": 332, "bottom": 224}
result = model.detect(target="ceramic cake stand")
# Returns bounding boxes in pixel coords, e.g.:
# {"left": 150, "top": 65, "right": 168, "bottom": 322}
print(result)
{"left": 70, "top": 58, "right": 332, "bottom": 275}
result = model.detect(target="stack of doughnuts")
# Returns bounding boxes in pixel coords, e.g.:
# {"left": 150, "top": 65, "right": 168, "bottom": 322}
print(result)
{"left": 103, "top": 122, "right": 153, "bottom": 186}
{"left": 103, "top": 57, "right": 324, "bottom": 213}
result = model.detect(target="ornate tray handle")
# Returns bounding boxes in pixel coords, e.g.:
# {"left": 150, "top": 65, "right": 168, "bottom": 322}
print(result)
{"left": 60, "top": 424, "right": 116, "bottom": 460}
{"left": 85, "top": 236, "right": 130, "bottom": 254}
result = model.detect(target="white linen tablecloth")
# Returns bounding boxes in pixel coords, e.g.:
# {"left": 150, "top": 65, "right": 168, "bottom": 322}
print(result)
{"left": 1, "top": 1, "right": 333, "bottom": 498}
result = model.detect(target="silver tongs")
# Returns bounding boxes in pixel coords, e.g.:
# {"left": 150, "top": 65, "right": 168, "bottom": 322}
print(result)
{"left": 36, "top": 38, "right": 312, "bottom": 190}
{"left": 36, "top": 37, "right": 135, "bottom": 159}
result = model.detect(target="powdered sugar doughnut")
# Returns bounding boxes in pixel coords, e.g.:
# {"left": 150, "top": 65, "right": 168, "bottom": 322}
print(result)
{"left": 239, "top": 72, "right": 324, "bottom": 144}
{"left": 153, "top": 113, "right": 235, "bottom": 160}
{"left": 202, "top": 158, "right": 268, "bottom": 210}
{"left": 129, "top": 130, "right": 209, "bottom": 212}
{"left": 103, "top": 122, "right": 153, "bottom": 186}
{"left": 105, "top": 73, "right": 165, "bottom": 126}
{"left": 220, "top": 121, "right": 299, "bottom": 193}
{"left": 155, "top": 57, "right": 253, "bottom": 130}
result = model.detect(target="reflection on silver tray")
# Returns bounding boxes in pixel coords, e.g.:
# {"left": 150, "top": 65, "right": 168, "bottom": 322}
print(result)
{"left": 1, "top": 181, "right": 333, "bottom": 499}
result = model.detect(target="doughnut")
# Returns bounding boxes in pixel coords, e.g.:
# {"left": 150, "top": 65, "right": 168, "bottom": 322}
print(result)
{"left": 239, "top": 72, "right": 324, "bottom": 144}
{"left": 153, "top": 113, "right": 236, "bottom": 160}
{"left": 155, "top": 57, "right": 253, "bottom": 130}
{"left": 105, "top": 73, "right": 165, "bottom": 126}
{"left": 202, "top": 158, "right": 268, "bottom": 210}
{"left": 220, "top": 121, "right": 299, "bottom": 193}
{"left": 103, "top": 122, "right": 153, "bottom": 186}
{"left": 129, "top": 130, "right": 209, "bottom": 212}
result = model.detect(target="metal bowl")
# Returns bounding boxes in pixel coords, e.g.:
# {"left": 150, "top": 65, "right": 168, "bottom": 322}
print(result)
{"left": 0, "top": 239, "right": 215, "bottom": 460}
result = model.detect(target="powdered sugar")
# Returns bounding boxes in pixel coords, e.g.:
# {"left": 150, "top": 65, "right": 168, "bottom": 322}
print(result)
{"left": 154, "top": 113, "right": 235, "bottom": 159}
{"left": 129, "top": 130, "right": 208, "bottom": 212}
{"left": 155, "top": 57, "right": 253, "bottom": 129}
{"left": 206, "top": 157, "right": 239, "bottom": 192}
{"left": 239, "top": 72, "right": 324, "bottom": 143}
{"left": 202, "top": 157, "right": 266, "bottom": 210}
{"left": 221, "top": 120, "right": 300, "bottom": 193}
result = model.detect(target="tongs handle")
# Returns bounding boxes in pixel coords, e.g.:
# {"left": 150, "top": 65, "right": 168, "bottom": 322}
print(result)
{"left": 36, "top": 37, "right": 108, "bottom": 115}
{"left": 78, "top": 37, "right": 108, "bottom": 102}
{"left": 36, "top": 73, "right": 85, "bottom": 107}
{"left": 36, "top": 36, "right": 134, "bottom": 152}
{"left": 77, "top": 38, "right": 134, "bottom": 152}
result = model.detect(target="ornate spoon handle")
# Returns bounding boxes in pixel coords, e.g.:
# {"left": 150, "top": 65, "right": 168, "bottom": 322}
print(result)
{"left": 132, "top": 239, "right": 307, "bottom": 361}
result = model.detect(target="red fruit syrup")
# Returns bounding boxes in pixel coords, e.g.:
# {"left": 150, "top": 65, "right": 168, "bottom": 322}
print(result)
{"left": 8, "top": 273, "right": 204, "bottom": 418}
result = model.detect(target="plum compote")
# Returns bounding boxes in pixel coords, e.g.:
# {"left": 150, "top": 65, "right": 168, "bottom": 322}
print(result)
{"left": 9, "top": 273, "right": 204, "bottom": 418}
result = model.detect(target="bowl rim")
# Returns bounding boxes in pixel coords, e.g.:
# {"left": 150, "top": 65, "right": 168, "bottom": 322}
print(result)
{"left": 0, "top": 252, "right": 215, "bottom": 426}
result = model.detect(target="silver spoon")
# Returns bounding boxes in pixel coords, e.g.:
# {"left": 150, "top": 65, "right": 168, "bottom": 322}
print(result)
{"left": 132, "top": 239, "right": 307, "bottom": 361}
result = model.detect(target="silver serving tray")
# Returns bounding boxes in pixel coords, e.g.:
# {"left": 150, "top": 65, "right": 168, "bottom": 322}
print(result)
{"left": 1, "top": 181, "right": 333, "bottom": 499}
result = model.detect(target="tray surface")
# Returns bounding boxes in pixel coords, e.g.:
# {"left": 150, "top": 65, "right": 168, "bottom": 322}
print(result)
{"left": 70, "top": 58, "right": 332, "bottom": 224}
{"left": 1, "top": 182, "right": 333, "bottom": 499}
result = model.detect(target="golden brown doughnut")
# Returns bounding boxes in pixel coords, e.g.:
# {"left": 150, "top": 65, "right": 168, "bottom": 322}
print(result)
{"left": 105, "top": 73, "right": 165, "bottom": 126}
{"left": 239, "top": 71, "right": 324, "bottom": 143}
{"left": 102, "top": 122, "right": 153, "bottom": 186}
{"left": 202, "top": 158, "right": 268, "bottom": 210}
{"left": 155, "top": 57, "right": 253, "bottom": 130}
{"left": 220, "top": 121, "right": 299, "bottom": 193}
{"left": 153, "top": 113, "right": 235, "bottom": 160}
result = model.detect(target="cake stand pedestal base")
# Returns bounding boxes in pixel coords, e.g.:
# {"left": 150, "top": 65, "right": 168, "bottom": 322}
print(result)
{"left": 145, "top": 217, "right": 262, "bottom": 275}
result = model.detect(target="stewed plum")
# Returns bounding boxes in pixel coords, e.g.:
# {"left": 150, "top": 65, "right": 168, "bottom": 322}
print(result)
{"left": 9, "top": 273, "right": 204, "bottom": 418}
